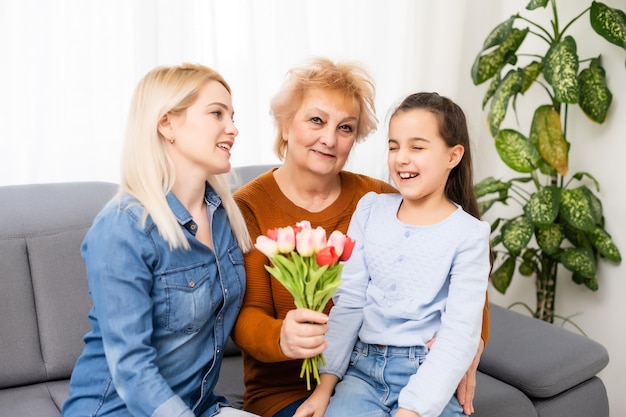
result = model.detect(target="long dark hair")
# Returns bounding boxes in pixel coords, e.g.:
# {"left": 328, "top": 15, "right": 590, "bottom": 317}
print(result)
{"left": 390, "top": 92, "right": 480, "bottom": 219}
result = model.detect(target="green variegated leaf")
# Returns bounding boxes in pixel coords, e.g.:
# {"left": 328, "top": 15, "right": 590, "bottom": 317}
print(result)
{"left": 472, "top": 50, "right": 503, "bottom": 86}
{"left": 478, "top": 199, "right": 498, "bottom": 215}
{"left": 573, "top": 272, "right": 600, "bottom": 291}
{"left": 572, "top": 171, "right": 601, "bottom": 192}
{"left": 488, "top": 70, "right": 524, "bottom": 136}
{"left": 589, "top": 226, "right": 622, "bottom": 262}
{"left": 578, "top": 57, "right": 613, "bottom": 123}
{"left": 520, "top": 250, "right": 539, "bottom": 279}
{"left": 472, "top": 28, "right": 528, "bottom": 85}
{"left": 482, "top": 16, "right": 516, "bottom": 50}
{"left": 495, "top": 129, "right": 541, "bottom": 173}
{"left": 535, "top": 223, "right": 564, "bottom": 256}
{"left": 510, "top": 176, "right": 535, "bottom": 185}
{"left": 543, "top": 36, "right": 580, "bottom": 104}
{"left": 530, "top": 105, "right": 569, "bottom": 175}
{"left": 491, "top": 255, "right": 516, "bottom": 294}
{"left": 526, "top": 0, "right": 549, "bottom": 10}
{"left": 519, "top": 260, "right": 536, "bottom": 276}
{"left": 537, "top": 157, "right": 558, "bottom": 176}
{"left": 580, "top": 186, "right": 604, "bottom": 225}
{"left": 563, "top": 222, "right": 593, "bottom": 248}
{"left": 522, "top": 248, "right": 538, "bottom": 261}
{"left": 521, "top": 61, "right": 543, "bottom": 93}
{"left": 474, "top": 176, "right": 510, "bottom": 198}
{"left": 561, "top": 247, "right": 597, "bottom": 279}
{"left": 560, "top": 187, "right": 596, "bottom": 232}
{"left": 502, "top": 217, "right": 534, "bottom": 256}
{"left": 572, "top": 272, "right": 586, "bottom": 285}
{"left": 590, "top": 1, "right": 626, "bottom": 49}
{"left": 483, "top": 74, "right": 501, "bottom": 109}
{"left": 524, "top": 186, "right": 561, "bottom": 225}
{"left": 584, "top": 275, "right": 599, "bottom": 291}
{"left": 491, "top": 218, "right": 503, "bottom": 233}
{"left": 528, "top": 119, "right": 558, "bottom": 176}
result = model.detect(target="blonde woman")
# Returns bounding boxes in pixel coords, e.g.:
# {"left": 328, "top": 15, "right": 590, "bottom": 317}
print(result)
{"left": 62, "top": 64, "right": 257, "bottom": 417}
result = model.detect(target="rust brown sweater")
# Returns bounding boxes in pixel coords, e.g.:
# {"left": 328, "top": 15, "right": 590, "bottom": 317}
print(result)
{"left": 232, "top": 168, "right": 489, "bottom": 417}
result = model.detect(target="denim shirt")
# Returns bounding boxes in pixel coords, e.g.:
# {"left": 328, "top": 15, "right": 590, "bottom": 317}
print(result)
{"left": 62, "top": 184, "right": 245, "bottom": 417}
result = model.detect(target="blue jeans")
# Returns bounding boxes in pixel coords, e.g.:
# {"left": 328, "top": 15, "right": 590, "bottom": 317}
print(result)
{"left": 273, "top": 398, "right": 306, "bottom": 417}
{"left": 325, "top": 341, "right": 466, "bottom": 417}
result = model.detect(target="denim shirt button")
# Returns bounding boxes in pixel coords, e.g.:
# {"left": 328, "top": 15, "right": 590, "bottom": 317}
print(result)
{"left": 189, "top": 281, "right": 195, "bottom": 288}
{"left": 224, "top": 288, "right": 229, "bottom": 294}
{"left": 190, "top": 224, "right": 197, "bottom": 231}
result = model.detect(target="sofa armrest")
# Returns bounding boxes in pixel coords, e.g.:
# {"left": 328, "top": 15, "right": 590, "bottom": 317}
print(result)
{"left": 478, "top": 303, "right": 609, "bottom": 398}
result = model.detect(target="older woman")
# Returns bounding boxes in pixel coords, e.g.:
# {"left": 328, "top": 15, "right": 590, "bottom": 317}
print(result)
{"left": 231, "top": 57, "right": 488, "bottom": 417}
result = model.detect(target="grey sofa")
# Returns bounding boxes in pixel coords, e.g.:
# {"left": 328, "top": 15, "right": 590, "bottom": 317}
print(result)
{"left": 0, "top": 166, "right": 610, "bottom": 417}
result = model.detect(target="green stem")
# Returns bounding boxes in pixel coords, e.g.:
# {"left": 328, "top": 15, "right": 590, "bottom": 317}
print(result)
{"left": 536, "top": 254, "right": 557, "bottom": 323}
{"left": 517, "top": 14, "right": 554, "bottom": 43}
{"left": 559, "top": 7, "right": 591, "bottom": 39}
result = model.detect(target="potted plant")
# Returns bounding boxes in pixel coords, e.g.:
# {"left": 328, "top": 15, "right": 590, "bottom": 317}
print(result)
{"left": 471, "top": 0, "right": 625, "bottom": 323}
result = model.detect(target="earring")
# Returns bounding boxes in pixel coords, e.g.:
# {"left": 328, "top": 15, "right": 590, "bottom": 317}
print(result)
{"left": 169, "top": 137, "right": 175, "bottom": 144}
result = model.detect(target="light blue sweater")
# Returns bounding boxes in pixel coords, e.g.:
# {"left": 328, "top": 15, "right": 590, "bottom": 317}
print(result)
{"left": 321, "top": 192, "right": 490, "bottom": 417}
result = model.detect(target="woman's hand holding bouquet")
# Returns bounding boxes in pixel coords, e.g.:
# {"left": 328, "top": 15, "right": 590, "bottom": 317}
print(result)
{"left": 254, "top": 220, "right": 355, "bottom": 390}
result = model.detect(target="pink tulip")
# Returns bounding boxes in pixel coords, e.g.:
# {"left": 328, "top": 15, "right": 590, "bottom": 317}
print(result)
{"left": 295, "top": 228, "right": 315, "bottom": 257}
{"left": 254, "top": 235, "right": 279, "bottom": 258}
{"left": 327, "top": 230, "right": 347, "bottom": 257}
{"left": 311, "top": 226, "right": 327, "bottom": 252}
{"left": 276, "top": 226, "right": 296, "bottom": 254}
{"left": 296, "top": 220, "right": 312, "bottom": 231}
{"left": 316, "top": 246, "right": 339, "bottom": 266}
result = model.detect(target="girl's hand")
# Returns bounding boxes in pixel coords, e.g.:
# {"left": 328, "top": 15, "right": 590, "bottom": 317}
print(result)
{"left": 393, "top": 408, "right": 421, "bottom": 417}
{"left": 279, "top": 308, "right": 328, "bottom": 359}
{"left": 293, "top": 374, "right": 337, "bottom": 417}
{"left": 292, "top": 391, "right": 331, "bottom": 417}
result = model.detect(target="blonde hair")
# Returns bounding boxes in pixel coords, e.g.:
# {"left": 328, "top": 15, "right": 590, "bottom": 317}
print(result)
{"left": 270, "top": 57, "right": 377, "bottom": 160}
{"left": 119, "top": 63, "right": 251, "bottom": 252}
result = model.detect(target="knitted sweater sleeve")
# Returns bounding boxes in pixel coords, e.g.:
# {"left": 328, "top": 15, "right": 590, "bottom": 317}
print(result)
{"left": 231, "top": 185, "right": 290, "bottom": 363}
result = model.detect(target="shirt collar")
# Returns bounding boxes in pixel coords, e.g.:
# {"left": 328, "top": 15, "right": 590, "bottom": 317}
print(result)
{"left": 165, "top": 182, "right": 222, "bottom": 227}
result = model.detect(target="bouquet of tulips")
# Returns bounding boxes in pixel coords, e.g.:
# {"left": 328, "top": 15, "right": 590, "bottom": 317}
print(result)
{"left": 254, "top": 220, "right": 355, "bottom": 390}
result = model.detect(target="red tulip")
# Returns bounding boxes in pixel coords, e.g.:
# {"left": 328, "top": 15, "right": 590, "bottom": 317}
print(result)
{"left": 266, "top": 227, "right": 279, "bottom": 241}
{"left": 339, "top": 236, "right": 355, "bottom": 261}
{"left": 316, "top": 246, "right": 339, "bottom": 266}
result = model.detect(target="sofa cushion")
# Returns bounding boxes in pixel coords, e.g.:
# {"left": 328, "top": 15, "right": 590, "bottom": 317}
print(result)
{"left": 215, "top": 354, "right": 245, "bottom": 409}
{"left": 474, "top": 372, "right": 538, "bottom": 417}
{"left": 0, "top": 182, "right": 118, "bottom": 390}
{"left": 478, "top": 303, "right": 609, "bottom": 398}
{"left": 0, "top": 238, "right": 46, "bottom": 388}
{"left": 0, "top": 381, "right": 68, "bottom": 417}
{"left": 532, "top": 376, "right": 608, "bottom": 417}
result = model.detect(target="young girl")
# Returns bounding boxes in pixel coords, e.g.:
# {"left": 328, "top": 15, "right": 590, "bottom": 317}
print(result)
{"left": 296, "top": 92, "right": 490, "bottom": 417}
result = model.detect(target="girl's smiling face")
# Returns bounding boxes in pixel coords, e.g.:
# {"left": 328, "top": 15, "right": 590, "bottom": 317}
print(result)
{"left": 388, "top": 108, "right": 463, "bottom": 204}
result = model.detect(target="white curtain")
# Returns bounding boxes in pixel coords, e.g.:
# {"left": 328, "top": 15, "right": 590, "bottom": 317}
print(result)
{"left": 0, "top": 0, "right": 502, "bottom": 186}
